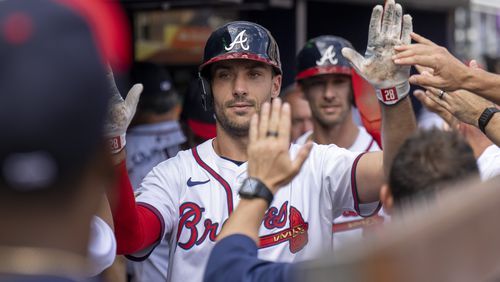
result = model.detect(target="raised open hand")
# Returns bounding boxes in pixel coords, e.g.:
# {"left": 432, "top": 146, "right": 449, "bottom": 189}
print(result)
{"left": 247, "top": 98, "right": 312, "bottom": 192}
{"left": 104, "top": 69, "right": 143, "bottom": 154}
{"left": 342, "top": 0, "right": 412, "bottom": 105}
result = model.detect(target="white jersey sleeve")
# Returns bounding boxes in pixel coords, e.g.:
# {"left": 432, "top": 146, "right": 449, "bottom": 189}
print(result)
{"left": 477, "top": 145, "right": 500, "bottom": 181}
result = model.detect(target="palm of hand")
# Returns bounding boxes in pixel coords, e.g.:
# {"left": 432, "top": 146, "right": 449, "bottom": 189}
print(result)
{"left": 363, "top": 37, "right": 410, "bottom": 88}
{"left": 105, "top": 102, "right": 130, "bottom": 136}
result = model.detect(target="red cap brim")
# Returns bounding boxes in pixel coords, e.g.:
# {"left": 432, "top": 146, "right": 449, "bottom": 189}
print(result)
{"left": 295, "top": 66, "right": 351, "bottom": 81}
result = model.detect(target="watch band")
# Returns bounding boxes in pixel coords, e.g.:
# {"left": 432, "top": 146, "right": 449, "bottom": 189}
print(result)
{"left": 238, "top": 178, "right": 274, "bottom": 206}
{"left": 478, "top": 107, "right": 500, "bottom": 134}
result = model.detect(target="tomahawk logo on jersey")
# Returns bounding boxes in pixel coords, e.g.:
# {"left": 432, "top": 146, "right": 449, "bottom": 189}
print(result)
{"left": 131, "top": 140, "right": 379, "bottom": 282}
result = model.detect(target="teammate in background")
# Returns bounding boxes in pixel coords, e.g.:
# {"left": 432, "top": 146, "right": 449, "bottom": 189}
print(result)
{"left": 204, "top": 122, "right": 478, "bottom": 282}
{"left": 110, "top": 1, "right": 417, "bottom": 281}
{"left": 125, "top": 62, "right": 185, "bottom": 282}
{"left": 127, "top": 62, "right": 186, "bottom": 190}
{"left": 294, "top": 35, "right": 382, "bottom": 248}
{"left": 280, "top": 84, "right": 313, "bottom": 141}
{"left": 295, "top": 35, "right": 379, "bottom": 152}
{"left": 0, "top": 0, "right": 127, "bottom": 281}
{"left": 181, "top": 80, "right": 217, "bottom": 147}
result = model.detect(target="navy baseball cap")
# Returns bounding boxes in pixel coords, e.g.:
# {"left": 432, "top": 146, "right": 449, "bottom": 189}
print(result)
{"left": 0, "top": 0, "right": 130, "bottom": 192}
{"left": 130, "top": 62, "right": 179, "bottom": 114}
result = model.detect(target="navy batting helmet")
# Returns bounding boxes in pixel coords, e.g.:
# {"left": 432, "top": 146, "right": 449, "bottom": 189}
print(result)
{"left": 296, "top": 35, "right": 353, "bottom": 81}
{"left": 198, "top": 21, "right": 282, "bottom": 110}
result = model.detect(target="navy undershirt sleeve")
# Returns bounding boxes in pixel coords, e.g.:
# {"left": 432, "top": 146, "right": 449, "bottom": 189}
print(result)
{"left": 203, "top": 234, "right": 297, "bottom": 282}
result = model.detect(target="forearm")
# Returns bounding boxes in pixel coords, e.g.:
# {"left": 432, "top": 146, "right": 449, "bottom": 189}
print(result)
{"left": 381, "top": 96, "right": 417, "bottom": 178}
{"left": 217, "top": 199, "right": 268, "bottom": 244}
{"left": 112, "top": 160, "right": 162, "bottom": 254}
{"left": 485, "top": 114, "right": 500, "bottom": 147}
{"left": 466, "top": 68, "right": 500, "bottom": 105}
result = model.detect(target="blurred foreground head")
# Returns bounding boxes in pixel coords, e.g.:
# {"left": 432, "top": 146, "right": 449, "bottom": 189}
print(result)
{"left": 381, "top": 128, "right": 479, "bottom": 213}
{"left": 0, "top": 0, "right": 129, "bottom": 263}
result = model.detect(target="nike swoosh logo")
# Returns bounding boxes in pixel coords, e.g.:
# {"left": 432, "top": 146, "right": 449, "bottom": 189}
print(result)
{"left": 187, "top": 177, "right": 210, "bottom": 187}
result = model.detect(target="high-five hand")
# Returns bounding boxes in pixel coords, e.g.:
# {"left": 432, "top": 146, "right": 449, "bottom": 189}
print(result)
{"left": 104, "top": 69, "right": 143, "bottom": 154}
{"left": 247, "top": 98, "right": 312, "bottom": 193}
{"left": 342, "top": 0, "right": 412, "bottom": 105}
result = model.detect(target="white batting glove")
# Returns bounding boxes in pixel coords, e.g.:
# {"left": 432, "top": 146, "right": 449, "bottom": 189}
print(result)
{"left": 342, "top": 0, "right": 413, "bottom": 105}
{"left": 104, "top": 69, "right": 143, "bottom": 154}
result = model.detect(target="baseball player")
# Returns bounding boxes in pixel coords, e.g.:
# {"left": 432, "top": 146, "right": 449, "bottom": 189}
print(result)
{"left": 280, "top": 84, "right": 313, "bottom": 141}
{"left": 294, "top": 35, "right": 383, "bottom": 249}
{"left": 111, "top": 2, "right": 416, "bottom": 281}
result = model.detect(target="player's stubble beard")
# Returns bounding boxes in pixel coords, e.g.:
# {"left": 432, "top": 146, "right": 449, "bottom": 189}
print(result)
{"left": 214, "top": 96, "right": 260, "bottom": 138}
{"left": 310, "top": 90, "right": 353, "bottom": 129}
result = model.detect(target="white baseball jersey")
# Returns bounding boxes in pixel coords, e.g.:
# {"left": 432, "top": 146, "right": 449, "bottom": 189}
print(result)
{"left": 126, "top": 120, "right": 185, "bottom": 282}
{"left": 131, "top": 139, "right": 378, "bottom": 282}
{"left": 295, "top": 126, "right": 383, "bottom": 251}
{"left": 477, "top": 145, "right": 500, "bottom": 181}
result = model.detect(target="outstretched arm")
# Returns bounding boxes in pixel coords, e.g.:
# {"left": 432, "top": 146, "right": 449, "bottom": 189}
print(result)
{"left": 103, "top": 70, "right": 163, "bottom": 255}
{"left": 394, "top": 33, "right": 500, "bottom": 105}
{"left": 342, "top": 0, "right": 417, "bottom": 202}
{"left": 412, "top": 62, "right": 500, "bottom": 147}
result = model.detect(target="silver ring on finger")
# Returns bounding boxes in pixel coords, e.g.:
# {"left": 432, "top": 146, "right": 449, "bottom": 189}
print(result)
{"left": 438, "top": 90, "right": 446, "bottom": 100}
{"left": 266, "top": 131, "right": 279, "bottom": 137}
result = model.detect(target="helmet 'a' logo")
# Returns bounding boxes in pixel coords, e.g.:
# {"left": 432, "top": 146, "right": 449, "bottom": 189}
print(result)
{"left": 316, "top": 45, "right": 338, "bottom": 66}
{"left": 225, "top": 30, "right": 250, "bottom": 51}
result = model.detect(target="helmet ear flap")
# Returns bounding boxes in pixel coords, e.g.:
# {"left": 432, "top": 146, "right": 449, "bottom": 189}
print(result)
{"left": 198, "top": 72, "right": 213, "bottom": 111}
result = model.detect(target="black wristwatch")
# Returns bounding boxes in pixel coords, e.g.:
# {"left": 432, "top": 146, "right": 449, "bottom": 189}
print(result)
{"left": 238, "top": 178, "right": 274, "bottom": 206}
{"left": 478, "top": 107, "right": 500, "bottom": 134}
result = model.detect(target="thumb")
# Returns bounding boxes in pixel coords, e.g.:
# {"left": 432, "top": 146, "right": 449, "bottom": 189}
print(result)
{"left": 342, "top": 47, "right": 365, "bottom": 74}
{"left": 124, "top": 83, "right": 143, "bottom": 113}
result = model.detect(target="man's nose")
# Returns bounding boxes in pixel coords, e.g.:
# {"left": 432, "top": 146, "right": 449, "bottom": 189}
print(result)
{"left": 323, "top": 82, "right": 337, "bottom": 101}
{"left": 233, "top": 73, "right": 248, "bottom": 97}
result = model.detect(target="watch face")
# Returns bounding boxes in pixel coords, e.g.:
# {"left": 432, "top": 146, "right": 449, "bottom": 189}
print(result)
{"left": 240, "top": 178, "right": 258, "bottom": 195}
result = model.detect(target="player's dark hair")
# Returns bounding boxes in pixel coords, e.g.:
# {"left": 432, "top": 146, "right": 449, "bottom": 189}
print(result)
{"left": 389, "top": 128, "right": 479, "bottom": 207}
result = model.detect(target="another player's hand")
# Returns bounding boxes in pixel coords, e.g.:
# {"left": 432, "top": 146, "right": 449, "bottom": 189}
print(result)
{"left": 341, "top": 0, "right": 412, "bottom": 105}
{"left": 413, "top": 61, "right": 495, "bottom": 128}
{"left": 247, "top": 98, "right": 312, "bottom": 193}
{"left": 104, "top": 69, "right": 143, "bottom": 154}
{"left": 393, "top": 32, "right": 470, "bottom": 92}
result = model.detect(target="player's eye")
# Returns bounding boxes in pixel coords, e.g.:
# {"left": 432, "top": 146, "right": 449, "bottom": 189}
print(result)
{"left": 216, "top": 71, "right": 231, "bottom": 80}
{"left": 248, "top": 71, "right": 262, "bottom": 79}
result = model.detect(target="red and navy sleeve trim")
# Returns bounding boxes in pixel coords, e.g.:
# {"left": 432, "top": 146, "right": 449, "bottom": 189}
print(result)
{"left": 350, "top": 152, "right": 364, "bottom": 216}
{"left": 350, "top": 152, "right": 382, "bottom": 217}
{"left": 125, "top": 203, "right": 166, "bottom": 262}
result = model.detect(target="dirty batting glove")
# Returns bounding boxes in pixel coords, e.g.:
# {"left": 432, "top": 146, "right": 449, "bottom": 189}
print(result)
{"left": 104, "top": 69, "right": 143, "bottom": 154}
{"left": 342, "top": 0, "right": 413, "bottom": 105}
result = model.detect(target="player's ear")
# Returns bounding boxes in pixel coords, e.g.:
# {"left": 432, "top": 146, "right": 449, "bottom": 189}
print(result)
{"left": 380, "top": 184, "right": 394, "bottom": 215}
{"left": 271, "top": 74, "right": 282, "bottom": 99}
